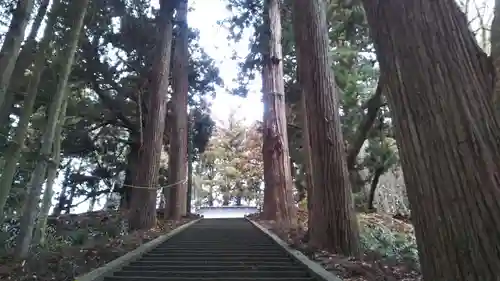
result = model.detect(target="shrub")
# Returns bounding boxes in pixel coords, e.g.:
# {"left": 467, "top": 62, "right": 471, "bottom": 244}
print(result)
{"left": 360, "top": 221, "right": 420, "bottom": 270}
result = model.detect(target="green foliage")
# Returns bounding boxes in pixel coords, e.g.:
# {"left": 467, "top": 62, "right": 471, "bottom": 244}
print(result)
{"left": 190, "top": 104, "right": 216, "bottom": 157}
{"left": 68, "top": 229, "right": 89, "bottom": 245}
{"left": 360, "top": 223, "right": 419, "bottom": 270}
{"left": 2, "top": 203, "right": 136, "bottom": 252}
{"left": 197, "top": 111, "right": 263, "bottom": 206}
{"left": 0, "top": 0, "right": 223, "bottom": 216}
{"left": 363, "top": 137, "right": 399, "bottom": 175}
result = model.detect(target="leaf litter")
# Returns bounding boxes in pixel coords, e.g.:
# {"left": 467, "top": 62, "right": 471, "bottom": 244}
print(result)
{"left": 247, "top": 211, "right": 422, "bottom": 281}
{"left": 0, "top": 210, "right": 196, "bottom": 281}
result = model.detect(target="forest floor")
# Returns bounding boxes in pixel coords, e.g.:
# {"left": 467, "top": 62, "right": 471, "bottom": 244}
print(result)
{"left": 249, "top": 211, "right": 421, "bottom": 281}
{"left": 0, "top": 210, "right": 196, "bottom": 281}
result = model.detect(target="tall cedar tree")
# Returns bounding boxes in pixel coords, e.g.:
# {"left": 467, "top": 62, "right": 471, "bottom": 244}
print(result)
{"left": 291, "top": 0, "right": 361, "bottom": 256}
{"left": 0, "top": 0, "right": 34, "bottom": 110}
{"left": 15, "top": 0, "right": 90, "bottom": 258}
{"left": 0, "top": 0, "right": 61, "bottom": 222}
{"left": 362, "top": 0, "right": 500, "bottom": 280}
{"left": 492, "top": 0, "right": 500, "bottom": 106}
{"left": 0, "top": 0, "right": 50, "bottom": 127}
{"left": 129, "top": 0, "right": 176, "bottom": 230}
{"left": 34, "top": 97, "right": 68, "bottom": 246}
{"left": 261, "top": 0, "right": 296, "bottom": 226}
{"left": 166, "top": 0, "right": 189, "bottom": 219}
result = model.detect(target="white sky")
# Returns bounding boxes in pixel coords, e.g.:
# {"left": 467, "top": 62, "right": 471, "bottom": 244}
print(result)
{"left": 187, "top": 0, "right": 263, "bottom": 125}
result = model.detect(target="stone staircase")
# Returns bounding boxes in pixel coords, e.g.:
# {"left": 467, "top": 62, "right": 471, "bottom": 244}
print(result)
{"left": 101, "top": 218, "right": 328, "bottom": 281}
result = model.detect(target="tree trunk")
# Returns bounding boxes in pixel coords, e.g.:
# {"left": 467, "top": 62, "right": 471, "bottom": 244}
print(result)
{"left": 362, "top": 0, "right": 500, "bottom": 280}
{"left": 53, "top": 161, "right": 73, "bottom": 216}
{"left": 346, "top": 83, "right": 383, "bottom": 170}
{"left": 295, "top": 61, "right": 315, "bottom": 232}
{"left": 367, "top": 167, "right": 383, "bottom": 211}
{"left": 261, "top": 132, "right": 277, "bottom": 218}
{"left": 292, "top": 0, "right": 361, "bottom": 257}
{"left": 65, "top": 184, "right": 76, "bottom": 214}
{"left": 260, "top": 0, "right": 296, "bottom": 227}
{"left": 88, "top": 195, "right": 96, "bottom": 212}
{"left": 0, "top": 0, "right": 51, "bottom": 128}
{"left": 129, "top": 0, "right": 175, "bottom": 230}
{"left": 14, "top": 0, "right": 89, "bottom": 259}
{"left": 222, "top": 192, "right": 230, "bottom": 206}
{"left": 0, "top": 0, "right": 60, "bottom": 222}
{"left": 0, "top": 0, "right": 35, "bottom": 111}
{"left": 34, "top": 96, "right": 67, "bottom": 246}
{"left": 492, "top": 0, "right": 500, "bottom": 106}
{"left": 13, "top": 0, "right": 51, "bottom": 76}
{"left": 346, "top": 84, "right": 383, "bottom": 192}
{"left": 186, "top": 120, "right": 193, "bottom": 214}
{"left": 166, "top": 0, "right": 189, "bottom": 220}
{"left": 208, "top": 185, "right": 214, "bottom": 206}
{"left": 235, "top": 181, "right": 243, "bottom": 206}
{"left": 121, "top": 140, "right": 139, "bottom": 209}
{"left": 27, "top": 0, "right": 51, "bottom": 45}
{"left": 299, "top": 87, "right": 315, "bottom": 233}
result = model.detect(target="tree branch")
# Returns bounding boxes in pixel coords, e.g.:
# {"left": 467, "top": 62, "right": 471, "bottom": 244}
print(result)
{"left": 90, "top": 81, "right": 137, "bottom": 133}
{"left": 346, "top": 81, "right": 383, "bottom": 169}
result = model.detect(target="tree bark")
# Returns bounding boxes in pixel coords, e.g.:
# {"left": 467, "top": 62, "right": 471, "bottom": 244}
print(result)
{"left": 208, "top": 184, "right": 214, "bottom": 206}
{"left": 52, "top": 161, "right": 73, "bottom": 216}
{"left": 121, "top": 140, "right": 139, "bottom": 209}
{"left": 166, "top": 0, "right": 189, "bottom": 220}
{"left": 292, "top": 0, "right": 361, "bottom": 256}
{"left": 0, "top": 0, "right": 60, "bottom": 222}
{"left": 299, "top": 87, "right": 315, "bottom": 232}
{"left": 186, "top": 118, "right": 194, "bottom": 214}
{"left": 15, "top": 0, "right": 89, "bottom": 259}
{"left": 346, "top": 83, "right": 383, "bottom": 192}
{"left": 0, "top": 0, "right": 35, "bottom": 111}
{"left": 367, "top": 167, "right": 383, "bottom": 211}
{"left": 346, "top": 83, "right": 383, "bottom": 170}
{"left": 13, "top": 0, "right": 51, "bottom": 75}
{"left": 261, "top": 131, "right": 277, "bottom": 218}
{"left": 222, "top": 192, "right": 230, "bottom": 206}
{"left": 235, "top": 181, "right": 243, "bottom": 206}
{"left": 362, "top": 0, "right": 500, "bottom": 280}
{"left": 492, "top": 0, "right": 500, "bottom": 106}
{"left": 295, "top": 60, "right": 315, "bottom": 232}
{"left": 260, "top": 0, "right": 296, "bottom": 227}
{"left": 34, "top": 96, "right": 67, "bottom": 246}
{"left": 0, "top": 0, "right": 51, "bottom": 127}
{"left": 88, "top": 193, "right": 97, "bottom": 212}
{"left": 129, "top": 0, "right": 175, "bottom": 230}
{"left": 65, "top": 185, "right": 76, "bottom": 214}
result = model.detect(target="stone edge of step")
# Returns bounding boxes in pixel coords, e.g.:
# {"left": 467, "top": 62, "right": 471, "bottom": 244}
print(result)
{"left": 247, "top": 219, "right": 343, "bottom": 281}
{"left": 74, "top": 218, "right": 202, "bottom": 281}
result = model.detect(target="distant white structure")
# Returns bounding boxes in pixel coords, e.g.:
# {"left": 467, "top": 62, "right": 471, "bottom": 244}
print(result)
{"left": 196, "top": 206, "right": 258, "bottom": 218}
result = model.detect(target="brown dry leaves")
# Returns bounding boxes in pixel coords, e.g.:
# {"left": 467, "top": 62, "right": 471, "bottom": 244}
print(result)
{"left": 252, "top": 212, "right": 421, "bottom": 281}
{"left": 0, "top": 212, "right": 194, "bottom": 281}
